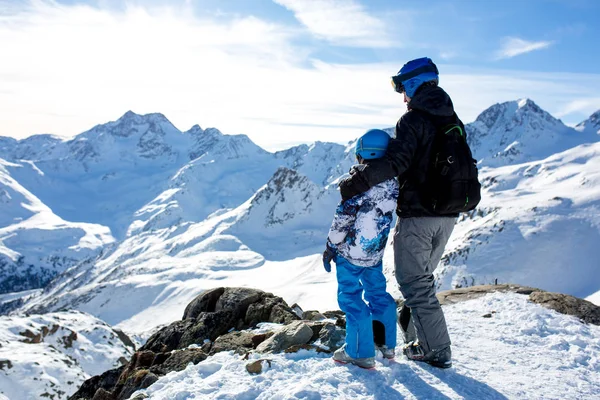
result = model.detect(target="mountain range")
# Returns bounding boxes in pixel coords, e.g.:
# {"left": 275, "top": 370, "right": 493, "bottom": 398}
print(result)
{"left": 0, "top": 99, "right": 599, "bottom": 329}
{"left": 1, "top": 98, "right": 600, "bottom": 399}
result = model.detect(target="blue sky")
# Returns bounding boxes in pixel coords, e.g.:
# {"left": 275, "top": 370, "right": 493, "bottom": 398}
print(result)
{"left": 1, "top": 0, "right": 599, "bottom": 150}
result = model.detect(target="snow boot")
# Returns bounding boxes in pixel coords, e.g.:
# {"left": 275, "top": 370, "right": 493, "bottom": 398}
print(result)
{"left": 333, "top": 346, "right": 376, "bottom": 369}
{"left": 376, "top": 345, "right": 396, "bottom": 360}
{"left": 403, "top": 342, "right": 452, "bottom": 369}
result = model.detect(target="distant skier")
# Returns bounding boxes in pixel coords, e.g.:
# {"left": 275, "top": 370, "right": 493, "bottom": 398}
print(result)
{"left": 323, "top": 129, "right": 399, "bottom": 369}
{"left": 338, "top": 57, "right": 480, "bottom": 369}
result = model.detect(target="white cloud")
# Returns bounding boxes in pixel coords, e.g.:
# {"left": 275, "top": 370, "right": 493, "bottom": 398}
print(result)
{"left": 495, "top": 37, "right": 554, "bottom": 59}
{"left": 272, "top": 0, "right": 392, "bottom": 47}
{"left": 0, "top": 2, "right": 599, "bottom": 151}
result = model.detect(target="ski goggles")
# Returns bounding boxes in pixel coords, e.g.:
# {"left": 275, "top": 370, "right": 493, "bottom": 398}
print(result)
{"left": 390, "top": 76, "right": 405, "bottom": 93}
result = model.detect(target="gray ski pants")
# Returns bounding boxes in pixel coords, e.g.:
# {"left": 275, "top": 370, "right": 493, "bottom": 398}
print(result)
{"left": 393, "top": 216, "right": 455, "bottom": 353}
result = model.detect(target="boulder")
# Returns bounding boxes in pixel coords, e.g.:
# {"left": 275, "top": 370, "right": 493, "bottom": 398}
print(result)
{"left": 183, "top": 287, "right": 225, "bottom": 319}
{"left": 303, "top": 310, "right": 326, "bottom": 321}
{"left": 149, "top": 348, "right": 207, "bottom": 375}
{"left": 117, "top": 370, "right": 159, "bottom": 400}
{"left": 529, "top": 291, "right": 600, "bottom": 325}
{"left": 318, "top": 323, "right": 345, "bottom": 352}
{"left": 69, "top": 366, "right": 125, "bottom": 400}
{"left": 246, "top": 359, "right": 272, "bottom": 374}
{"left": 209, "top": 331, "right": 256, "bottom": 355}
{"left": 140, "top": 319, "right": 197, "bottom": 353}
{"left": 255, "top": 321, "right": 313, "bottom": 353}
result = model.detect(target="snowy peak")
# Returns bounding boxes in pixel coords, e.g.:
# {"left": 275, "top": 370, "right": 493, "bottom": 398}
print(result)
{"left": 466, "top": 98, "right": 594, "bottom": 166}
{"left": 576, "top": 109, "right": 600, "bottom": 134}
{"left": 247, "top": 167, "right": 323, "bottom": 226}
{"left": 474, "top": 98, "right": 562, "bottom": 132}
{"left": 275, "top": 141, "right": 348, "bottom": 185}
{"left": 73, "top": 111, "right": 185, "bottom": 162}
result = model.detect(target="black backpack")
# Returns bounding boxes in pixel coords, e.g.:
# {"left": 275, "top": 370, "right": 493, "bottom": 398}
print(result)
{"left": 422, "top": 116, "right": 481, "bottom": 215}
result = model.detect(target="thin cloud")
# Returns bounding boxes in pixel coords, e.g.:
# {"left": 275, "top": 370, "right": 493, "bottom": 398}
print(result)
{"left": 495, "top": 37, "right": 554, "bottom": 59}
{"left": 272, "top": 0, "right": 393, "bottom": 47}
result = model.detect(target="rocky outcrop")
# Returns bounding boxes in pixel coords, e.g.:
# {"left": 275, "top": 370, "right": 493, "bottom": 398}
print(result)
{"left": 529, "top": 291, "right": 600, "bottom": 325}
{"left": 70, "top": 287, "right": 332, "bottom": 400}
{"left": 142, "top": 287, "right": 299, "bottom": 353}
{"left": 255, "top": 321, "right": 313, "bottom": 353}
{"left": 436, "top": 284, "right": 539, "bottom": 305}
{"left": 436, "top": 284, "right": 600, "bottom": 326}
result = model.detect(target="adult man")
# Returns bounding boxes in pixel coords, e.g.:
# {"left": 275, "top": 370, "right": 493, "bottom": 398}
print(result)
{"left": 340, "top": 57, "right": 474, "bottom": 368}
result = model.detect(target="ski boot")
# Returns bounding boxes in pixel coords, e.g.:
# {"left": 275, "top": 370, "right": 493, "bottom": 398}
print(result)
{"left": 403, "top": 342, "right": 452, "bottom": 369}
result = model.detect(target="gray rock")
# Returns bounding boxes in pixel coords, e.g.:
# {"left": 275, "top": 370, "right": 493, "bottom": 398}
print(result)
{"left": 69, "top": 366, "right": 124, "bottom": 400}
{"left": 183, "top": 287, "right": 225, "bottom": 319}
{"left": 303, "top": 310, "right": 326, "bottom": 321}
{"left": 215, "top": 288, "right": 263, "bottom": 316}
{"left": 529, "top": 291, "right": 600, "bottom": 325}
{"left": 436, "top": 284, "right": 540, "bottom": 305}
{"left": 256, "top": 321, "right": 313, "bottom": 353}
{"left": 117, "top": 370, "right": 158, "bottom": 400}
{"left": 318, "top": 323, "right": 345, "bottom": 352}
{"left": 209, "top": 331, "right": 255, "bottom": 355}
{"left": 246, "top": 359, "right": 272, "bottom": 374}
{"left": 178, "top": 310, "right": 239, "bottom": 350}
{"left": 150, "top": 348, "right": 208, "bottom": 375}
{"left": 142, "top": 310, "right": 237, "bottom": 353}
{"left": 91, "top": 388, "right": 115, "bottom": 400}
{"left": 140, "top": 319, "right": 197, "bottom": 353}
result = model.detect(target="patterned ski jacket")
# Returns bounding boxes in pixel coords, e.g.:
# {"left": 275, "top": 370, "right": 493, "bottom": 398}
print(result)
{"left": 327, "top": 178, "right": 399, "bottom": 267}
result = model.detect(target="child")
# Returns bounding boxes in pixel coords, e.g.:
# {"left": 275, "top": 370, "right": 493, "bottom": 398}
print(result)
{"left": 323, "top": 129, "right": 399, "bottom": 369}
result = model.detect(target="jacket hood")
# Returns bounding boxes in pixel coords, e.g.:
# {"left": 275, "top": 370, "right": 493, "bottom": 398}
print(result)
{"left": 408, "top": 85, "right": 454, "bottom": 117}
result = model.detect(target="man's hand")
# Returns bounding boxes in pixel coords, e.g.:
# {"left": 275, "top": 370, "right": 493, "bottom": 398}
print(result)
{"left": 339, "top": 159, "right": 397, "bottom": 201}
{"left": 323, "top": 243, "right": 336, "bottom": 273}
{"left": 339, "top": 167, "right": 369, "bottom": 202}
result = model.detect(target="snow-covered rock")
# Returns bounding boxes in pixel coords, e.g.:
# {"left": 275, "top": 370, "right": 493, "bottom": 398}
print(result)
{"left": 0, "top": 311, "right": 134, "bottom": 400}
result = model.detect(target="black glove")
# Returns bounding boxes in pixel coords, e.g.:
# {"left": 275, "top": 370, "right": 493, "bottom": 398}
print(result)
{"left": 339, "top": 159, "right": 397, "bottom": 202}
{"left": 339, "top": 165, "right": 370, "bottom": 202}
{"left": 322, "top": 242, "right": 336, "bottom": 273}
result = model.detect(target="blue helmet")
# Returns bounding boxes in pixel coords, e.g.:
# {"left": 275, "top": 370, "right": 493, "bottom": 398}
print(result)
{"left": 391, "top": 57, "right": 439, "bottom": 98}
{"left": 355, "top": 129, "right": 390, "bottom": 160}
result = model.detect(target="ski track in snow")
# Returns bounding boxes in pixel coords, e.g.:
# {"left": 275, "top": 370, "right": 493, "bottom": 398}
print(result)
{"left": 134, "top": 293, "right": 600, "bottom": 400}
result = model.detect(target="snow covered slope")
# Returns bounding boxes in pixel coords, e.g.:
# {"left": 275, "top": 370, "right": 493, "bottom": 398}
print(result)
{"left": 0, "top": 311, "right": 134, "bottom": 400}
{"left": 0, "top": 158, "right": 114, "bottom": 294}
{"left": 7, "top": 104, "right": 600, "bottom": 338}
{"left": 433, "top": 141, "right": 600, "bottom": 298}
{"left": 576, "top": 109, "right": 600, "bottom": 135}
{"left": 132, "top": 292, "right": 600, "bottom": 400}
{"left": 466, "top": 99, "right": 597, "bottom": 167}
{"left": 0, "top": 112, "right": 352, "bottom": 296}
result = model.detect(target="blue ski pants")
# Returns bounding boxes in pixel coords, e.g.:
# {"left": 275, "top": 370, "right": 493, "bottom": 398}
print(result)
{"left": 335, "top": 256, "right": 397, "bottom": 359}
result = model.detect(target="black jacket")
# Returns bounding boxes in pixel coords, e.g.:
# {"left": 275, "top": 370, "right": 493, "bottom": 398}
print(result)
{"left": 340, "top": 84, "right": 464, "bottom": 217}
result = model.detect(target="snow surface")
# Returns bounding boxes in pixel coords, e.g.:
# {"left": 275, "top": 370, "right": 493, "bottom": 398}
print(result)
{"left": 0, "top": 311, "right": 134, "bottom": 400}
{"left": 0, "top": 158, "right": 114, "bottom": 294}
{"left": 587, "top": 290, "right": 600, "bottom": 306}
{"left": 132, "top": 293, "right": 600, "bottom": 400}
